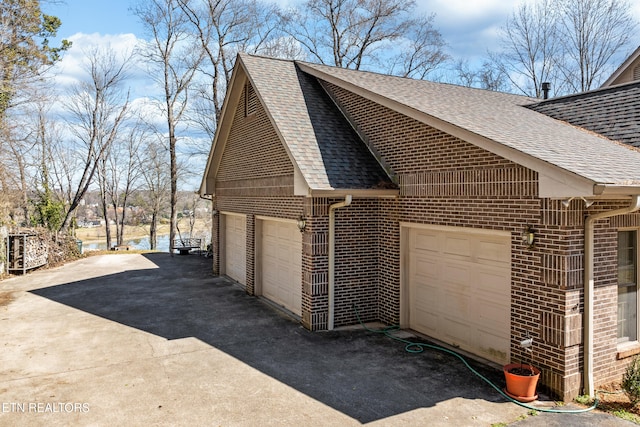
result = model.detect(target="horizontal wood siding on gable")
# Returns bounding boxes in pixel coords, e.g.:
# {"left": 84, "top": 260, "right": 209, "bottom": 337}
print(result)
{"left": 217, "top": 82, "right": 295, "bottom": 196}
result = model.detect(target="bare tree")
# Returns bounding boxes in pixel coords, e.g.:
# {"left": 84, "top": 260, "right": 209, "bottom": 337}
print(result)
{"left": 0, "top": 116, "right": 33, "bottom": 225}
{"left": 48, "top": 129, "right": 81, "bottom": 218}
{"left": 492, "top": 0, "right": 561, "bottom": 97}
{"left": 453, "top": 59, "right": 509, "bottom": 92}
{"left": 137, "top": 136, "right": 171, "bottom": 250}
{"left": 558, "top": 0, "right": 637, "bottom": 92}
{"left": 386, "top": 14, "right": 448, "bottom": 79}
{"left": 110, "top": 124, "right": 145, "bottom": 246}
{"left": 60, "top": 47, "right": 131, "bottom": 231}
{"left": 283, "top": 0, "right": 446, "bottom": 75}
{"left": 178, "top": 0, "right": 282, "bottom": 123}
{"left": 488, "top": 0, "right": 637, "bottom": 96}
{"left": 134, "top": 0, "right": 204, "bottom": 255}
{"left": 96, "top": 153, "right": 114, "bottom": 248}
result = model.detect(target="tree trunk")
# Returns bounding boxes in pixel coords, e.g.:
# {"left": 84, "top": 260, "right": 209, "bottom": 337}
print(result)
{"left": 101, "top": 201, "right": 112, "bottom": 250}
{"left": 149, "top": 211, "right": 158, "bottom": 250}
{"left": 168, "top": 118, "right": 177, "bottom": 257}
{"left": 113, "top": 205, "right": 121, "bottom": 246}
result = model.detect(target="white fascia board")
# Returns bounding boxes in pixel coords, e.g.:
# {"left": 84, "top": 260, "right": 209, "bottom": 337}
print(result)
{"left": 538, "top": 173, "right": 595, "bottom": 198}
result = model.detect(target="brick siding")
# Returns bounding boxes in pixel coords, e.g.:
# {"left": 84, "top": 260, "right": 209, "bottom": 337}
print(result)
{"left": 323, "top": 82, "right": 638, "bottom": 400}
{"left": 210, "top": 75, "right": 640, "bottom": 401}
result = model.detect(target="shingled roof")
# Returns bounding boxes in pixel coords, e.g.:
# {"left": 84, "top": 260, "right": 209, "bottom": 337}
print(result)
{"left": 527, "top": 82, "right": 640, "bottom": 148}
{"left": 203, "top": 54, "right": 640, "bottom": 197}
{"left": 239, "top": 54, "right": 392, "bottom": 192}
{"left": 298, "top": 61, "right": 640, "bottom": 191}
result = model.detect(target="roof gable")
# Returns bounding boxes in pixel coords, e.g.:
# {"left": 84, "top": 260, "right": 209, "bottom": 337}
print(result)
{"left": 203, "top": 54, "right": 640, "bottom": 198}
{"left": 297, "top": 61, "right": 640, "bottom": 196}
{"left": 201, "top": 54, "right": 394, "bottom": 196}
{"left": 601, "top": 45, "right": 640, "bottom": 87}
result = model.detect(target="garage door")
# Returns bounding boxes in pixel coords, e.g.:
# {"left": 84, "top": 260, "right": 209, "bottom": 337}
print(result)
{"left": 407, "top": 226, "right": 511, "bottom": 365}
{"left": 224, "top": 213, "right": 246, "bottom": 285}
{"left": 260, "top": 219, "right": 302, "bottom": 316}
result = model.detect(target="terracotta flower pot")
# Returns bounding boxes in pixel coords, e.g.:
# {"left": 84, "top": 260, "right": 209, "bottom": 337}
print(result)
{"left": 503, "top": 363, "right": 540, "bottom": 403}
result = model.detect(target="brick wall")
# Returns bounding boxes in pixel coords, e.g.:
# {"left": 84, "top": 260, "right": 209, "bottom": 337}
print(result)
{"left": 217, "top": 82, "right": 294, "bottom": 191}
{"left": 325, "top": 81, "right": 625, "bottom": 400}
{"left": 211, "top": 72, "right": 640, "bottom": 401}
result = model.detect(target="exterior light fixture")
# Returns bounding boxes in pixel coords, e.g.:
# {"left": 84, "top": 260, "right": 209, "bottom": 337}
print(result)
{"left": 561, "top": 197, "right": 594, "bottom": 209}
{"left": 296, "top": 215, "right": 307, "bottom": 233}
{"left": 523, "top": 225, "right": 535, "bottom": 248}
{"left": 581, "top": 197, "right": 594, "bottom": 208}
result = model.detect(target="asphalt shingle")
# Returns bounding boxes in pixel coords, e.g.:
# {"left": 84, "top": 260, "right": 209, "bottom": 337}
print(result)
{"left": 239, "top": 54, "right": 392, "bottom": 191}
{"left": 239, "top": 54, "right": 640, "bottom": 189}
{"left": 299, "top": 61, "right": 640, "bottom": 186}
{"left": 527, "top": 82, "right": 640, "bottom": 148}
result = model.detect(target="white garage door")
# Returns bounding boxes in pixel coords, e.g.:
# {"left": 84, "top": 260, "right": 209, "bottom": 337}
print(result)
{"left": 407, "top": 225, "right": 511, "bottom": 365}
{"left": 224, "top": 213, "right": 246, "bottom": 285}
{"left": 261, "top": 219, "right": 302, "bottom": 316}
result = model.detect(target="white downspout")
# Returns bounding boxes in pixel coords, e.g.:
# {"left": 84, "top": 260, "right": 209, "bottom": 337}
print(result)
{"left": 584, "top": 195, "right": 640, "bottom": 397}
{"left": 328, "top": 195, "right": 352, "bottom": 330}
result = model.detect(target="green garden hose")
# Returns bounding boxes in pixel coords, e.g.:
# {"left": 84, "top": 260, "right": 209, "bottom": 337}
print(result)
{"left": 353, "top": 306, "right": 598, "bottom": 414}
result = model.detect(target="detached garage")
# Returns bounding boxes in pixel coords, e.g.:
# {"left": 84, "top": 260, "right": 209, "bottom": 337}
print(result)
{"left": 402, "top": 224, "right": 511, "bottom": 365}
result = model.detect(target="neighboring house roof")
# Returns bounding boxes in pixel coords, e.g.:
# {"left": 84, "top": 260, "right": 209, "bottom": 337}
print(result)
{"left": 527, "top": 81, "right": 640, "bottom": 148}
{"left": 601, "top": 45, "right": 640, "bottom": 87}
{"left": 202, "top": 54, "right": 640, "bottom": 198}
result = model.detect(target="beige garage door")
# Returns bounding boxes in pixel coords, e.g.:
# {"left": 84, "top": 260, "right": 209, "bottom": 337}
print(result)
{"left": 407, "top": 225, "right": 511, "bottom": 365}
{"left": 261, "top": 219, "right": 302, "bottom": 316}
{"left": 223, "top": 213, "right": 246, "bottom": 285}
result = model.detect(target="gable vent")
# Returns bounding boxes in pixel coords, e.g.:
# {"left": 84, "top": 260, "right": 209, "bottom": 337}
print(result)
{"left": 244, "top": 82, "right": 258, "bottom": 117}
{"left": 634, "top": 64, "right": 640, "bottom": 81}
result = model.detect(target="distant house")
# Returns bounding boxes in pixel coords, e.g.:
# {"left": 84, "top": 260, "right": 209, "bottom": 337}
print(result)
{"left": 200, "top": 53, "right": 640, "bottom": 401}
{"left": 601, "top": 45, "right": 640, "bottom": 87}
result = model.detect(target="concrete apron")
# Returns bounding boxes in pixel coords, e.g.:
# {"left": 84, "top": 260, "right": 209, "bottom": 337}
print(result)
{"left": 0, "top": 254, "right": 612, "bottom": 426}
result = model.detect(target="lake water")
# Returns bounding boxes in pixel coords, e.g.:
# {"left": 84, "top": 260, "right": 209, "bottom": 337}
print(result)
{"left": 82, "top": 234, "right": 172, "bottom": 252}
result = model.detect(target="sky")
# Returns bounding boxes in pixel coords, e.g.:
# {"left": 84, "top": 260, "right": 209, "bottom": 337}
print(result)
{"left": 47, "top": 0, "right": 640, "bottom": 82}
{"left": 43, "top": 0, "right": 640, "bottom": 189}
{"left": 46, "top": 0, "right": 536, "bottom": 67}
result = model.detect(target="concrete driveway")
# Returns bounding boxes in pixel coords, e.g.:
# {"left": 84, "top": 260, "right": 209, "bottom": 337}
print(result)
{"left": 0, "top": 254, "right": 633, "bottom": 426}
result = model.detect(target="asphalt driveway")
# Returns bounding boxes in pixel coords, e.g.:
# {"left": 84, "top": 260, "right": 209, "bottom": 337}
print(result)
{"left": 0, "top": 253, "right": 633, "bottom": 426}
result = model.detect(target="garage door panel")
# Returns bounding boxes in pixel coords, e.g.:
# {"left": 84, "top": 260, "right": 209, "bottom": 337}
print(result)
{"left": 411, "top": 309, "right": 438, "bottom": 336}
{"left": 476, "top": 330, "right": 510, "bottom": 362}
{"left": 439, "top": 317, "right": 471, "bottom": 347}
{"left": 260, "top": 220, "right": 302, "bottom": 316}
{"left": 476, "top": 298, "right": 509, "bottom": 329}
{"left": 444, "top": 236, "right": 471, "bottom": 259}
{"left": 442, "top": 288, "right": 470, "bottom": 316}
{"left": 477, "top": 270, "right": 508, "bottom": 290}
{"left": 414, "top": 231, "right": 440, "bottom": 252}
{"left": 478, "top": 239, "right": 511, "bottom": 264}
{"left": 442, "top": 261, "right": 471, "bottom": 286}
{"left": 224, "top": 214, "right": 246, "bottom": 285}
{"left": 413, "top": 256, "right": 438, "bottom": 280}
{"left": 407, "top": 226, "right": 510, "bottom": 365}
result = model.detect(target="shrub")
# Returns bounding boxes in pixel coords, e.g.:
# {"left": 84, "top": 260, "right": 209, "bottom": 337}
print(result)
{"left": 622, "top": 356, "right": 640, "bottom": 406}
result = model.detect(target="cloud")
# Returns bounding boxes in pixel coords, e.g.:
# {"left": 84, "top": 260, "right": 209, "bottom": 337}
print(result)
{"left": 419, "top": 0, "right": 522, "bottom": 62}
{"left": 51, "top": 32, "right": 144, "bottom": 91}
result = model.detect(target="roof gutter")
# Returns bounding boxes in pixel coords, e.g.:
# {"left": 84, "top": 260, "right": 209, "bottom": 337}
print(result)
{"left": 328, "top": 195, "right": 352, "bottom": 330}
{"left": 584, "top": 195, "right": 640, "bottom": 397}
